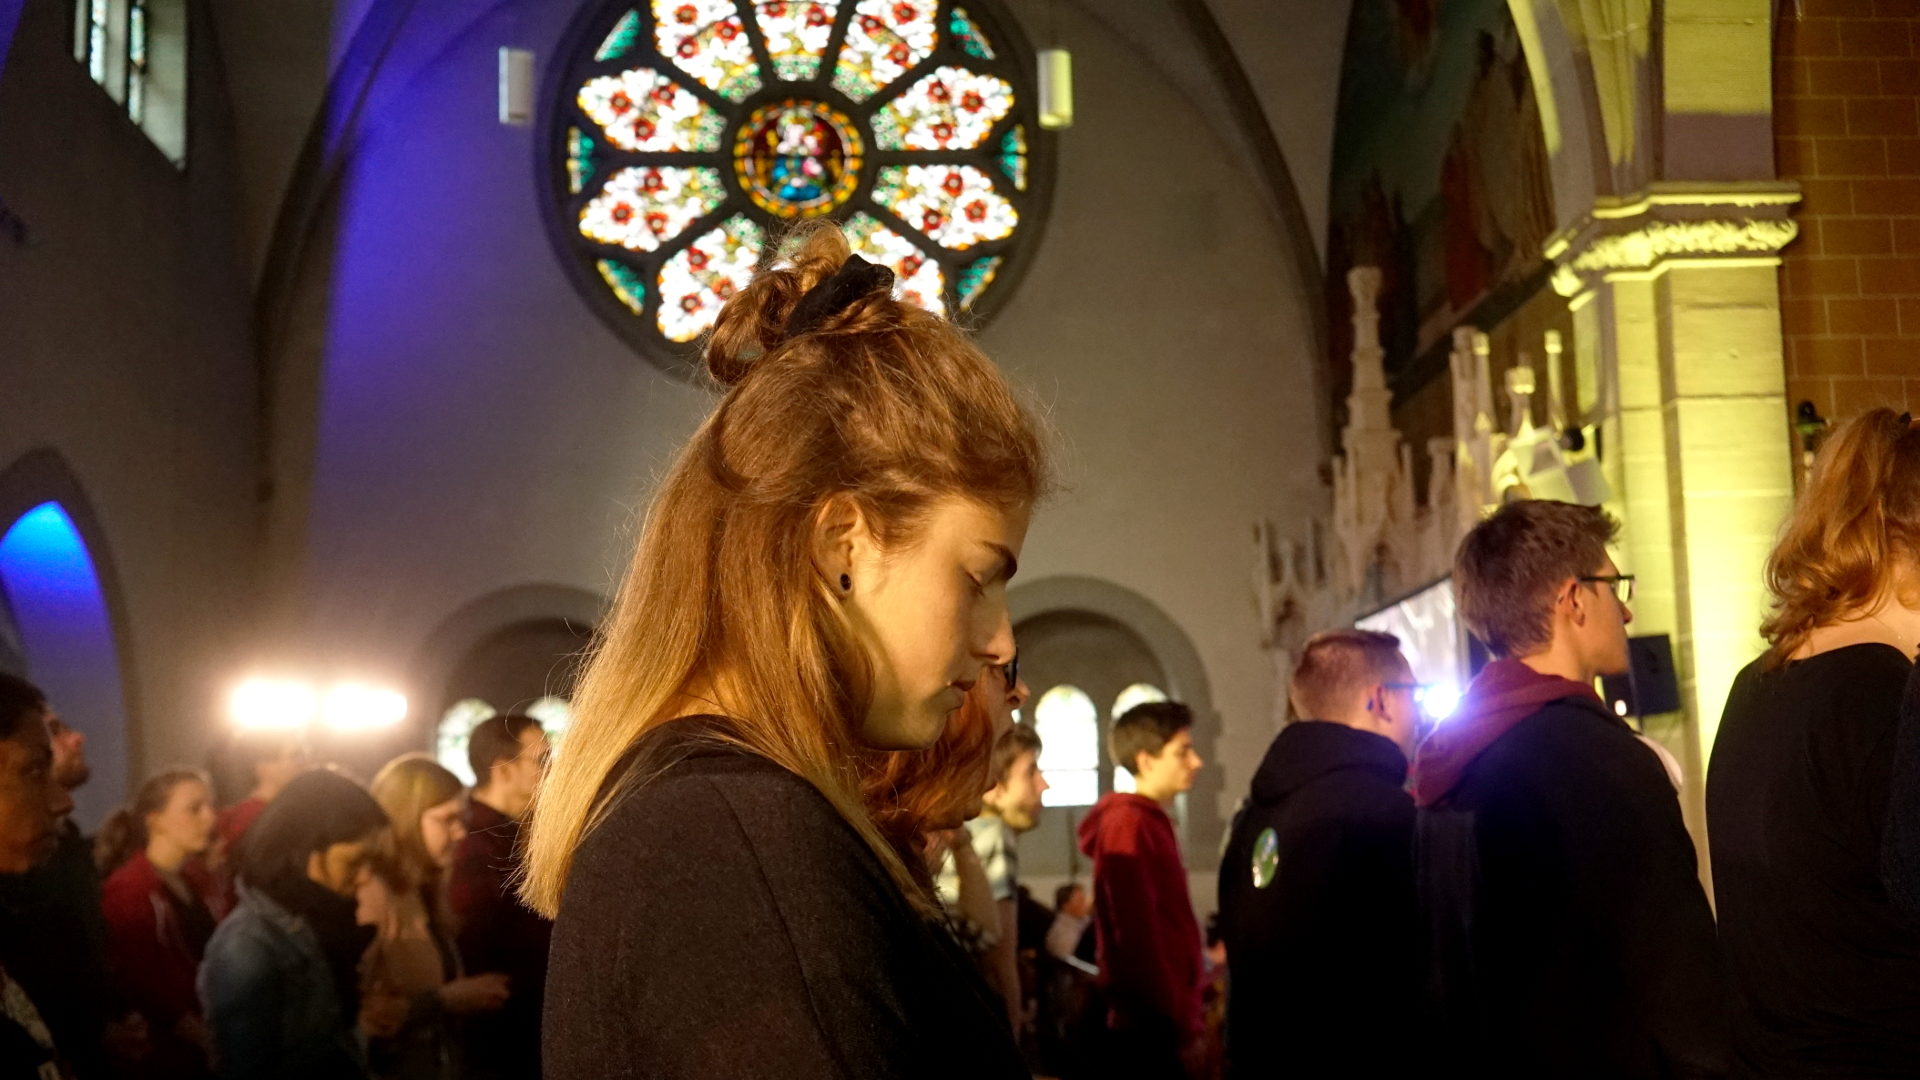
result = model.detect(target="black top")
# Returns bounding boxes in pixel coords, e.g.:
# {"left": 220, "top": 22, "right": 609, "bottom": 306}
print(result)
{"left": 1708, "top": 644, "right": 1920, "bottom": 1078}
{"left": 1216, "top": 721, "right": 1416, "bottom": 1079}
{"left": 544, "top": 720, "right": 1026, "bottom": 1080}
{"left": 0, "top": 820, "right": 113, "bottom": 1080}
{"left": 1421, "top": 696, "right": 1728, "bottom": 1079}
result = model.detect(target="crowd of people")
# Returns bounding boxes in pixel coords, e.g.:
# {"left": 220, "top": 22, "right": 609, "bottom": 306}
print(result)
{"left": 0, "top": 697, "right": 558, "bottom": 1080}
{"left": 0, "top": 223, "right": 1916, "bottom": 1079}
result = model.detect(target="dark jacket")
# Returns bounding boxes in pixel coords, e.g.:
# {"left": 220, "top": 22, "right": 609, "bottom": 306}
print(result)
{"left": 1217, "top": 721, "right": 1415, "bottom": 1078}
{"left": 101, "top": 851, "right": 219, "bottom": 1078}
{"left": 0, "top": 819, "right": 114, "bottom": 1079}
{"left": 1075, "top": 793, "right": 1202, "bottom": 1045}
{"left": 199, "top": 884, "right": 370, "bottom": 1080}
{"left": 544, "top": 722, "right": 1026, "bottom": 1080}
{"left": 448, "top": 800, "right": 549, "bottom": 1080}
{"left": 1412, "top": 659, "right": 1729, "bottom": 1079}
{"left": 1710, "top": 644, "right": 1920, "bottom": 1077}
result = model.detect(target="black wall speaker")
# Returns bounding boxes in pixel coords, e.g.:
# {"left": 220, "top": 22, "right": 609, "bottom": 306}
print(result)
{"left": 1600, "top": 634, "right": 1682, "bottom": 718}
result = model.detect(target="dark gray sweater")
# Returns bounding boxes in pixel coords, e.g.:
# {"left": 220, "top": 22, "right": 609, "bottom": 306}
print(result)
{"left": 543, "top": 724, "right": 1026, "bottom": 1079}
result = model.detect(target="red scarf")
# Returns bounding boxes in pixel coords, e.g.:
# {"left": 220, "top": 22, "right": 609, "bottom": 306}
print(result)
{"left": 1411, "top": 658, "right": 1603, "bottom": 808}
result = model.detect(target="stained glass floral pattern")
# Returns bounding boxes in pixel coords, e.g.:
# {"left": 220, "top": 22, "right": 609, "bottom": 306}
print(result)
{"left": 948, "top": 6, "right": 993, "bottom": 59}
{"left": 579, "top": 167, "right": 727, "bottom": 252}
{"left": 754, "top": 1, "right": 841, "bottom": 81}
{"left": 845, "top": 213, "right": 946, "bottom": 315}
{"left": 596, "top": 9, "right": 644, "bottom": 61}
{"left": 871, "top": 66, "right": 1014, "bottom": 150}
{"left": 872, "top": 165, "right": 1016, "bottom": 249}
{"left": 657, "top": 216, "right": 766, "bottom": 341}
{"left": 652, "top": 0, "right": 764, "bottom": 101}
{"left": 598, "top": 259, "right": 648, "bottom": 312}
{"left": 568, "top": 127, "right": 597, "bottom": 194}
{"left": 956, "top": 255, "right": 1002, "bottom": 310}
{"left": 580, "top": 68, "right": 728, "bottom": 152}
{"left": 551, "top": 0, "right": 1042, "bottom": 366}
{"left": 832, "top": 0, "right": 938, "bottom": 102}
{"left": 999, "top": 124, "right": 1027, "bottom": 191}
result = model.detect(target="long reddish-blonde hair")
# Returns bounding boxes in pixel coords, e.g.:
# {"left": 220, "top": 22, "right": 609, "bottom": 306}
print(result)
{"left": 1762, "top": 407, "right": 1920, "bottom": 665}
{"left": 520, "top": 222, "right": 1047, "bottom": 916}
{"left": 861, "top": 681, "right": 1001, "bottom": 878}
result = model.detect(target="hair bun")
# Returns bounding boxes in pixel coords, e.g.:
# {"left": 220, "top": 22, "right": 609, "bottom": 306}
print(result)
{"left": 703, "top": 222, "right": 858, "bottom": 388}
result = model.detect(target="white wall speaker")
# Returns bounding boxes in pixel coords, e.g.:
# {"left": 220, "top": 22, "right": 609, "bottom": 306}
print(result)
{"left": 499, "top": 47, "right": 535, "bottom": 126}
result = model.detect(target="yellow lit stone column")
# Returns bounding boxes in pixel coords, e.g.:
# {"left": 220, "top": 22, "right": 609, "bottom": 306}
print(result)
{"left": 1553, "top": 187, "right": 1798, "bottom": 854}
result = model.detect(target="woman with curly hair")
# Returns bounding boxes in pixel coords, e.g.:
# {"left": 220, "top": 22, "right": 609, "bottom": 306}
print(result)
{"left": 1709, "top": 407, "right": 1920, "bottom": 1078}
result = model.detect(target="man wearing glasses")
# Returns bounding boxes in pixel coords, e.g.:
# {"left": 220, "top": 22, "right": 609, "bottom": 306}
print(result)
{"left": 1411, "top": 499, "right": 1727, "bottom": 1079}
{"left": 1216, "top": 629, "right": 1421, "bottom": 1078}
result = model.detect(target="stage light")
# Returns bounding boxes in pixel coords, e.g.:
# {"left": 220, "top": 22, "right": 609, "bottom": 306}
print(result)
{"left": 1421, "top": 683, "right": 1462, "bottom": 721}
{"left": 322, "top": 683, "right": 408, "bottom": 731}
{"left": 230, "top": 678, "right": 318, "bottom": 731}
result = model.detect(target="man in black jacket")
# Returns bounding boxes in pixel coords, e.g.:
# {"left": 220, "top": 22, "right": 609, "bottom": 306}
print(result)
{"left": 1412, "top": 500, "right": 1727, "bottom": 1078}
{"left": 1218, "top": 629, "right": 1420, "bottom": 1078}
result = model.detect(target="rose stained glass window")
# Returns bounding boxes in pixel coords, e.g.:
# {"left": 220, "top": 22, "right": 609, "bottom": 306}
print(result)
{"left": 544, "top": 0, "right": 1048, "bottom": 371}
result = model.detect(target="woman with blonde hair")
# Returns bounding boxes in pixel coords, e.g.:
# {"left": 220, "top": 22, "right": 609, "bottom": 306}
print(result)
{"left": 360, "top": 753, "right": 509, "bottom": 1079}
{"left": 524, "top": 221, "right": 1044, "bottom": 1079}
{"left": 1708, "top": 407, "right": 1920, "bottom": 1077}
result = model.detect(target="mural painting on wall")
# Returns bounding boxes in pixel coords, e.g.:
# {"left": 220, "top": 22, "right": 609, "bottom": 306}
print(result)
{"left": 1325, "top": 0, "right": 1556, "bottom": 412}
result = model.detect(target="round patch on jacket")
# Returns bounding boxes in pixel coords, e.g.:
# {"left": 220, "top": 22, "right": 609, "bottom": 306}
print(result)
{"left": 1251, "top": 827, "right": 1279, "bottom": 889}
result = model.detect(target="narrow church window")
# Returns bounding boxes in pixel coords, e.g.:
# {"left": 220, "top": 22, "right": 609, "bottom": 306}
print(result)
{"left": 1033, "top": 684, "right": 1098, "bottom": 808}
{"left": 71, "top": 0, "right": 186, "bottom": 165}
{"left": 126, "top": 0, "right": 147, "bottom": 124}
{"left": 543, "top": 0, "right": 1049, "bottom": 373}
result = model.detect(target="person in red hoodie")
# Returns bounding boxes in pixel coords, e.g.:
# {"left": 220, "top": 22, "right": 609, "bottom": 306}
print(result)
{"left": 1413, "top": 499, "right": 1727, "bottom": 1078}
{"left": 98, "top": 768, "right": 222, "bottom": 1079}
{"left": 1077, "top": 699, "right": 1204, "bottom": 1078}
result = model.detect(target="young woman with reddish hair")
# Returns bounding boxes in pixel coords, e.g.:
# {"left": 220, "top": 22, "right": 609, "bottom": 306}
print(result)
{"left": 98, "top": 769, "right": 222, "bottom": 1079}
{"left": 1709, "top": 407, "right": 1920, "bottom": 1078}
{"left": 523, "top": 222, "right": 1045, "bottom": 1079}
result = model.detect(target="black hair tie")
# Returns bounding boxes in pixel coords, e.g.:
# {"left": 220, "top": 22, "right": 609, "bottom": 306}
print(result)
{"left": 783, "top": 255, "right": 895, "bottom": 340}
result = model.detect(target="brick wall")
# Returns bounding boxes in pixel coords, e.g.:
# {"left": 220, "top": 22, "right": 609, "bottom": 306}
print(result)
{"left": 1776, "top": 0, "right": 1920, "bottom": 422}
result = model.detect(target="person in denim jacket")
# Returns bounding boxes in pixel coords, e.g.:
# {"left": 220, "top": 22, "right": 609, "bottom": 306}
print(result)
{"left": 199, "top": 769, "right": 391, "bottom": 1080}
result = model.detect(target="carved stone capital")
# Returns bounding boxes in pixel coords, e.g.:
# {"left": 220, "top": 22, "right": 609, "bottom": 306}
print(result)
{"left": 1549, "top": 183, "right": 1801, "bottom": 297}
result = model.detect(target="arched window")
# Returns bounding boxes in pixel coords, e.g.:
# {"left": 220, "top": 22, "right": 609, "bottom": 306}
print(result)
{"left": 525, "top": 695, "right": 576, "bottom": 750}
{"left": 1032, "top": 684, "right": 1097, "bottom": 808}
{"left": 0, "top": 502, "right": 131, "bottom": 826}
{"left": 542, "top": 0, "right": 1050, "bottom": 371}
{"left": 437, "top": 696, "right": 576, "bottom": 785}
{"left": 436, "top": 699, "right": 497, "bottom": 785}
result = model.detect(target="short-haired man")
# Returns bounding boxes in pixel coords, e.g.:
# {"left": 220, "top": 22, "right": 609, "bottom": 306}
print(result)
{"left": 1413, "top": 500, "right": 1727, "bottom": 1077}
{"left": 0, "top": 704, "right": 117, "bottom": 1080}
{"left": 1076, "top": 700, "right": 1204, "bottom": 1077}
{"left": 0, "top": 674, "right": 78, "bottom": 1078}
{"left": 450, "top": 713, "right": 552, "bottom": 1080}
{"left": 939, "top": 717, "right": 1046, "bottom": 1031}
{"left": 1217, "top": 629, "right": 1421, "bottom": 1078}
{"left": 213, "top": 728, "right": 307, "bottom": 857}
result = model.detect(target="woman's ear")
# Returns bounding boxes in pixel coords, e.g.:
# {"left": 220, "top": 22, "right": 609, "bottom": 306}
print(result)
{"left": 811, "top": 495, "right": 873, "bottom": 591}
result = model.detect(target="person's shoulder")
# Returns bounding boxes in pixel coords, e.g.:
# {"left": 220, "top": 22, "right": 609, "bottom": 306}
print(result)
{"left": 99, "top": 856, "right": 153, "bottom": 908}
{"left": 581, "top": 745, "right": 869, "bottom": 881}
{"left": 1463, "top": 695, "right": 1654, "bottom": 796}
{"left": 1297, "top": 767, "right": 1415, "bottom": 828}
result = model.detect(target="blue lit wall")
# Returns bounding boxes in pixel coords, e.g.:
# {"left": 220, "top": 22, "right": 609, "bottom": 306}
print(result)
{"left": 0, "top": 502, "right": 128, "bottom": 827}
